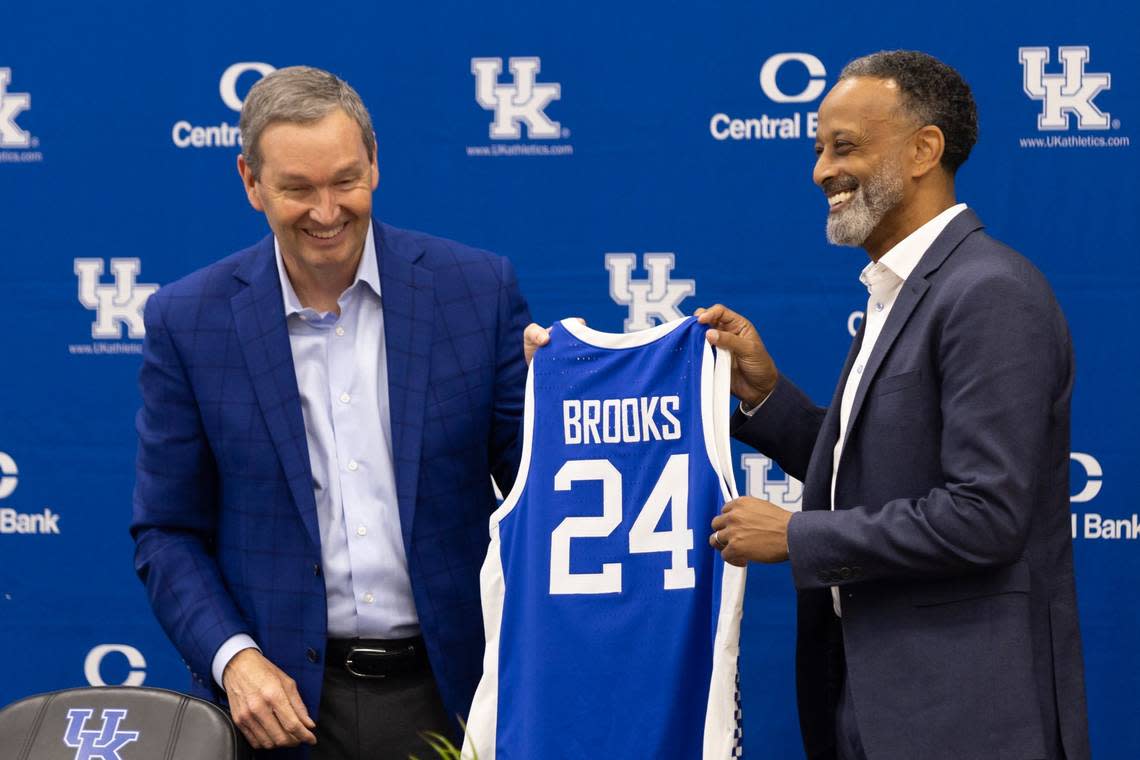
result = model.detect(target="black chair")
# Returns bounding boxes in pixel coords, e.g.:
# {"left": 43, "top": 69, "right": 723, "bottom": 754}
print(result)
{"left": 0, "top": 686, "right": 251, "bottom": 759}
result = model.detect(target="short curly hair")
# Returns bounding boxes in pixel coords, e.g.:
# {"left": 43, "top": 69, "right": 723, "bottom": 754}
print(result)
{"left": 840, "top": 50, "right": 978, "bottom": 174}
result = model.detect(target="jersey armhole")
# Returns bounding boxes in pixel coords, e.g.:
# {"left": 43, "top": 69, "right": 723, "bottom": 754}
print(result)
{"left": 700, "top": 343, "right": 740, "bottom": 502}
{"left": 489, "top": 359, "right": 535, "bottom": 528}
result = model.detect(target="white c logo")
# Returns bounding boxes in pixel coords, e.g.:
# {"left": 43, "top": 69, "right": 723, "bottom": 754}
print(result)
{"left": 847, "top": 311, "right": 864, "bottom": 337}
{"left": 85, "top": 644, "right": 147, "bottom": 687}
{"left": 1070, "top": 452, "right": 1103, "bottom": 503}
{"left": 759, "top": 53, "right": 827, "bottom": 104}
{"left": 219, "top": 62, "right": 276, "bottom": 112}
{"left": 0, "top": 451, "right": 17, "bottom": 499}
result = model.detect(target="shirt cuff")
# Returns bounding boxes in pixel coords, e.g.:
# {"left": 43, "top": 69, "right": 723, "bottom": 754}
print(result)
{"left": 212, "top": 634, "right": 260, "bottom": 689}
{"left": 738, "top": 389, "right": 774, "bottom": 417}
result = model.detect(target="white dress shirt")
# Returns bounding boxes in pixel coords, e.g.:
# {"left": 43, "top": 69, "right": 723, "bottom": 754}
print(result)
{"left": 211, "top": 225, "right": 418, "bottom": 686}
{"left": 828, "top": 203, "right": 967, "bottom": 616}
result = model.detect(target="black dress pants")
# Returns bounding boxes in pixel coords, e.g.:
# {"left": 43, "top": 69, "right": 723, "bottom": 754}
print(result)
{"left": 310, "top": 660, "right": 453, "bottom": 760}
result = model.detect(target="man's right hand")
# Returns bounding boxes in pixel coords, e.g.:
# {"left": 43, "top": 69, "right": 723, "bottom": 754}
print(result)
{"left": 695, "top": 304, "right": 779, "bottom": 408}
{"left": 222, "top": 648, "right": 317, "bottom": 750}
{"left": 523, "top": 323, "right": 551, "bottom": 366}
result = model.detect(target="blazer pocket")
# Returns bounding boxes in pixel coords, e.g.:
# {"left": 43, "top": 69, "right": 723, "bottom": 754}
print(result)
{"left": 911, "top": 559, "right": 1031, "bottom": 607}
{"left": 872, "top": 369, "right": 922, "bottom": 397}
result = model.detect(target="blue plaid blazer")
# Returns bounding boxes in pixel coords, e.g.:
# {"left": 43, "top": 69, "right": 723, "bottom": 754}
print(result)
{"left": 131, "top": 221, "right": 530, "bottom": 753}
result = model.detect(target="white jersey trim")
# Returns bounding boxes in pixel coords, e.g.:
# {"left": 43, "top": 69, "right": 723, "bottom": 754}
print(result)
{"left": 704, "top": 345, "right": 747, "bottom": 758}
{"left": 560, "top": 314, "right": 691, "bottom": 348}
{"left": 463, "top": 362, "right": 536, "bottom": 757}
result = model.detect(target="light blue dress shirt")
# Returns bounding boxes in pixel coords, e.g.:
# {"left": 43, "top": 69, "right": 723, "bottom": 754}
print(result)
{"left": 211, "top": 225, "right": 418, "bottom": 686}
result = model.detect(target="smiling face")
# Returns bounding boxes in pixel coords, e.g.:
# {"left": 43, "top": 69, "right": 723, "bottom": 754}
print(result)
{"left": 238, "top": 108, "right": 378, "bottom": 291}
{"left": 813, "top": 77, "right": 914, "bottom": 254}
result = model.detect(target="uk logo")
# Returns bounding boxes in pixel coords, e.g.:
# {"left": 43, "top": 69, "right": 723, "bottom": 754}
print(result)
{"left": 0, "top": 68, "right": 32, "bottom": 148}
{"left": 63, "top": 709, "right": 139, "bottom": 760}
{"left": 471, "top": 57, "right": 562, "bottom": 139}
{"left": 606, "top": 253, "right": 696, "bottom": 332}
{"left": 74, "top": 258, "right": 159, "bottom": 340}
{"left": 1020, "top": 46, "right": 1111, "bottom": 130}
{"left": 742, "top": 454, "right": 803, "bottom": 511}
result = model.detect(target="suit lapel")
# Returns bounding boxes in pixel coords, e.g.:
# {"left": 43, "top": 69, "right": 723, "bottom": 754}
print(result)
{"left": 231, "top": 237, "right": 321, "bottom": 548}
{"left": 839, "top": 209, "right": 984, "bottom": 449}
{"left": 375, "top": 222, "right": 435, "bottom": 549}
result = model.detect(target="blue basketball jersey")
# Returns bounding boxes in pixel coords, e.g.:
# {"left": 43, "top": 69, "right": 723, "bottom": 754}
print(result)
{"left": 465, "top": 317, "right": 745, "bottom": 759}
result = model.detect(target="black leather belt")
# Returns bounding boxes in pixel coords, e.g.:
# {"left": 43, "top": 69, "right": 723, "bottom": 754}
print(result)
{"left": 325, "top": 636, "right": 428, "bottom": 679}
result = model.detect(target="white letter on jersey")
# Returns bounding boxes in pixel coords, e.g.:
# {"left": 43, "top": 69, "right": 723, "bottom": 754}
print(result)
{"left": 660, "top": 396, "right": 682, "bottom": 440}
{"left": 583, "top": 400, "right": 602, "bottom": 444}
{"left": 628, "top": 454, "right": 695, "bottom": 589}
{"left": 640, "top": 396, "right": 661, "bottom": 440}
{"left": 602, "top": 399, "right": 622, "bottom": 443}
{"left": 550, "top": 460, "right": 624, "bottom": 595}
{"left": 621, "top": 399, "right": 640, "bottom": 443}
{"left": 563, "top": 400, "right": 582, "bottom": 444}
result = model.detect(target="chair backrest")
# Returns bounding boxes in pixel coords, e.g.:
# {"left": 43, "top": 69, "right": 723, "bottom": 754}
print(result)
{"left": 0, "top": 686, "right": 251, "bottom": 760}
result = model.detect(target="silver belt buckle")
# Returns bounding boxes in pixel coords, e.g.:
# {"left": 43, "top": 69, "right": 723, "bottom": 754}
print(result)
{"left": 344, "top": 646, "right": 393, "bottom": 679}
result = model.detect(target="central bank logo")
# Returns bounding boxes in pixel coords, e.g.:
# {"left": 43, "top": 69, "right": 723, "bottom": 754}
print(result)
{"left": 1020, "top": 47, "right": 1111, "bottom": 130}
{"left": 1070, "top": 451, "right": 1103, "bottom": 503}
{"left": 0, "top": 451, "right": 62, "bottom": 534}
{"left": 75, "top": 259, "right": 158, "bottom": 340}
{"left": 172, "top": 61, "right": 275, "bottom": 149}
{"left": 711, "top": 52, "right": 825, "bottom": 142}
{"left": 64, "top": 709, "right": 139, "bottom": 760}
{"left": 0, "top": 451, "right": 17, "bottom": 499}
{"left": 86, "top": 644, "right": 148, "bottom": 688}
{"left": 606, "top": 253, "right": 696, "bottom": 332}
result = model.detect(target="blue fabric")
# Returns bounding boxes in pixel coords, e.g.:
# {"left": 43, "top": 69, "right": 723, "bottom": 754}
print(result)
{"left": 131, "top": 220, "right": 531, "bottom": 757}
{"left": 733, "top": 210, "right": 1090, "bottom": 760}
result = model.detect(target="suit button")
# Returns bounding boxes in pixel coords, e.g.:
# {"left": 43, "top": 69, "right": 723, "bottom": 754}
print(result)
{"left": 306, "top": 647, "right": 319, "bottom": 664}
{"left": 840, "top": 567, "right": 852, "bottom": 580}
{"left": 312, "top": 563, "right": 321, "bottom": 576}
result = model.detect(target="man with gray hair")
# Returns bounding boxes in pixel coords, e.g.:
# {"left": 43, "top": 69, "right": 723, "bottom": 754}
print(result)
{"left": 696, "top": 51, "right": 1090, "bottom": 759}
{"left": 133, "top": 66, "right": 531, "bottom": 758}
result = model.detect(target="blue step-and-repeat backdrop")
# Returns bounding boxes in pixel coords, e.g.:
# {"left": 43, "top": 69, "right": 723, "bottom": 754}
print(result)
{"left": 2, "top": 1, "right": 1137, "bottom": 756}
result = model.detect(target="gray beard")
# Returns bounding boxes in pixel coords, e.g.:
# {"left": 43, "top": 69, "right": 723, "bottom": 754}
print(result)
{"left": 826, "top": 164, "right": 904, "bottom": 247}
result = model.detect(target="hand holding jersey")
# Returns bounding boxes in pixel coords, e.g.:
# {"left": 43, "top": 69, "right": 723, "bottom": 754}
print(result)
{"left": 695, "top": 304, "right": 779, "bottom": 408}
{"left": 695, "top": 304, "right": 798, "bottom": 566}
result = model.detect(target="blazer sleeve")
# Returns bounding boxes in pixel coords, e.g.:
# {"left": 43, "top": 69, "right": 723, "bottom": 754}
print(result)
{"left": 730, "top": 374, "right": 827, "bottom": 483}
{"left": 486, "top": 255, "right": 532, "bottom": 496}
{"left": 130, "top": 292, "right": 250, "bottom": 688}
{"left": 787, "top": 265, "right": 1069, "bottom": 589}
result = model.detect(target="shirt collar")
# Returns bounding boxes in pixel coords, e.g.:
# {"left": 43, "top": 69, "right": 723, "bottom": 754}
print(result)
{"left": 275, "top": 223, "right": 380, "bottom": 319}
{"left": 859, "top": 203, "right": 967, "bottom": 293}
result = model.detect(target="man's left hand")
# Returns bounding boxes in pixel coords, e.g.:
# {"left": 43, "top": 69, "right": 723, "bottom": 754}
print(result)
{"left": 710, "top": 497, "right": 793, "bottom": 566}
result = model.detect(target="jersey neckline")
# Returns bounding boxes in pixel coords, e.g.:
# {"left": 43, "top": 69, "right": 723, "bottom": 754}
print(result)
{"left": 559, "top": 316, "right": 694, "bottom": 349}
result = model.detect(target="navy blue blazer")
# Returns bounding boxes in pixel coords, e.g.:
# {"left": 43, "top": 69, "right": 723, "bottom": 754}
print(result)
{"left": 131, "top": 221, "right": 531, "bottom": 755}
{"left": 734, "top": 210, "right": 1090, "bottom": 759}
